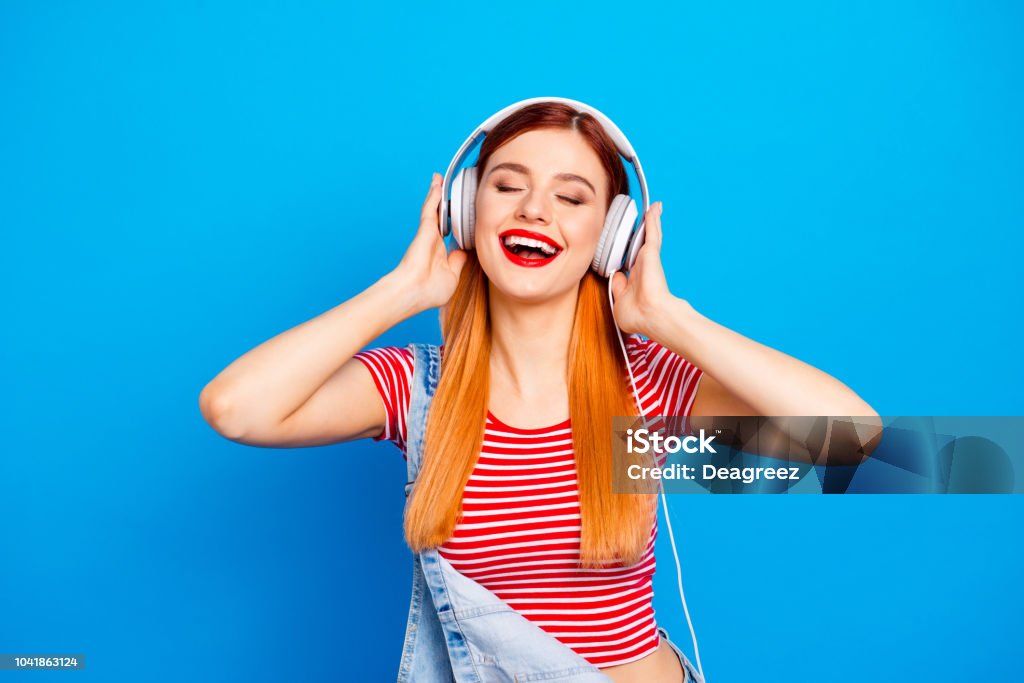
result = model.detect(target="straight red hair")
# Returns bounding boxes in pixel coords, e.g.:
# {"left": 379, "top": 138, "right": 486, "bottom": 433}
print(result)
{"left": 404, "top": 103, "right": 656, "bottom": 567}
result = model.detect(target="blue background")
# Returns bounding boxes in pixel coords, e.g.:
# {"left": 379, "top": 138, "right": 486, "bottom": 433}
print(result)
{"left": 2, "top": 1, "right": 1022, "bottom": 680}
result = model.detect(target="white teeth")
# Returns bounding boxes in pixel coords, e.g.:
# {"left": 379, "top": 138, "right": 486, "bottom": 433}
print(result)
{"left": 502, "top": 235, "right": 559, "bottom": 255}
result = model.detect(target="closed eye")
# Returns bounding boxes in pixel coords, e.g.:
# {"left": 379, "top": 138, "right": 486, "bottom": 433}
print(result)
{"left": 496, "top": 185, "right": 584, "bottom": 206}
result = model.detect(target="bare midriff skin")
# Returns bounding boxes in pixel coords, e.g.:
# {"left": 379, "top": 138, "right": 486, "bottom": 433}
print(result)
{"left": 600, "top": 639, "right": 685, "bottom": 683}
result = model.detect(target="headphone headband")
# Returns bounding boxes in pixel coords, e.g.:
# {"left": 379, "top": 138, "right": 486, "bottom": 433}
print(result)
{"left": 439, "top": 97, "right": 650, "bottom": 239}
{"left": 479, "top": 97, "right": 639, "bottom": 158}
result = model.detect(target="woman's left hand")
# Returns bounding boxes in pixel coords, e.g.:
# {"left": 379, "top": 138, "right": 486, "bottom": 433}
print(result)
{"left": 610, "top": 202, "right": 678, "bottom": 336}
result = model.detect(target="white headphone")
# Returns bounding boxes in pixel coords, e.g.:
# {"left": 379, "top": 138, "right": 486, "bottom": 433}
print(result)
{"left": 439, "top": 96, "right": 650, "bottom": 277}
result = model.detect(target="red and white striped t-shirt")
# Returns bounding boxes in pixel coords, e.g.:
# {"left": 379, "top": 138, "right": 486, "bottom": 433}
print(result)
{"left": 354, "top": 335, "right": 703, "bottom": 668}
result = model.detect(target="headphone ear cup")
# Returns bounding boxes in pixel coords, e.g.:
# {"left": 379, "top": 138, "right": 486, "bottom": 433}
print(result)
{"left": 592, "top": 194, "right": 638, "bottom": 277}
{"left": 450, "top": 168, "right": 466, "bottom": 249}
{"left": 622, "top": 219, "right": 646, "bottom": 272}
{"left": 450, "top": 166, "right": 478, "bottom": 250}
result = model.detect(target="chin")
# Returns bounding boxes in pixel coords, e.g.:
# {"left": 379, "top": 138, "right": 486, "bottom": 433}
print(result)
{"left": 484, "top": 264, "right": 583, "bottom": 304}
{"left": 494, "top": 279, "right": 559, "bottom": 303}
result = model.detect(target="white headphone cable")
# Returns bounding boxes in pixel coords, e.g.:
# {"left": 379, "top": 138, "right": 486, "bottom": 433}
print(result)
{"left": 607, "top": 271, "right": 706, "bottom": 681}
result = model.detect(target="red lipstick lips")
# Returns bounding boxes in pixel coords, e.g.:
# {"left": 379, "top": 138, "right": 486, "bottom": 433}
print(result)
{"left": 498, "top": 229, "right": 562, "bottom": 268}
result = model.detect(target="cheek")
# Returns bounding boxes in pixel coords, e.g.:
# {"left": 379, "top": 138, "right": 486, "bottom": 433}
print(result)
{"left": 473, "top": 193, "right": 503, "bottom": 236}
{"left": 471, "top": 196, "right": 503, "bottom": 267}
{"left": 566, "top": 214, "right": 606, "bottom": 254}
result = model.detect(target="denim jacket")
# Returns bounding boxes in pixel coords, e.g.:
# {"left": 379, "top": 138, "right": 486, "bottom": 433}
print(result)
{"left": 396, "top": 343, "right": 702, "bottom": 683}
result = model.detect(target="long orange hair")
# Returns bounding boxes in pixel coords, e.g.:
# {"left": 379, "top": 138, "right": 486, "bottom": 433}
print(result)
{"left": 404, "top": 103, "right": 656, "bottom": 567}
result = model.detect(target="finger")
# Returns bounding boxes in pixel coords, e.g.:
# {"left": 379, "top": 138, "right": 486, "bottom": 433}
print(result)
{"left": 418, "top": 173, "right": 442, "bottom": 231}
{"left": 409, "top": 176, "right": 443, "bottom": 252}
{"left": 436, "top": 187, "right": 443, "bottom": 233}
{"left": 632, "top": 204, "right": 663, "bottom": 269}
{"left": 644, "top": 202, "right": 663, "bottom": 252}
{"left": 448, "top": 248, "right": 468, "bottom": 280}
{"left": 611, "top": 271, "right": 628, "bottom": 299}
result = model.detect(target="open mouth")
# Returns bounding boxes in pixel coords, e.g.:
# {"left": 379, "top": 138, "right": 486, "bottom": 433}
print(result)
{"left": 499, "top": 229, "right": 563, "bottom": 268}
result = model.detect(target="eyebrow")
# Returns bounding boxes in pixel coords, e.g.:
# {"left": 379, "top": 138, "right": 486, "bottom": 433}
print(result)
{"left": 486, "top": 162, "right": 597, "bottom": 195}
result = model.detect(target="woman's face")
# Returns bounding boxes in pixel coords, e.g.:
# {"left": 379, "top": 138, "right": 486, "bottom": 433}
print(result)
{"left": 474, "top": 128, "right": 610, "bottom": 303}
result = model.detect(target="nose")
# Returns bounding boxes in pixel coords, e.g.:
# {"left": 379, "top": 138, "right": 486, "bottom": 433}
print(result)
{"left": 516, "top": 189, "right": 551, "bottom": 224}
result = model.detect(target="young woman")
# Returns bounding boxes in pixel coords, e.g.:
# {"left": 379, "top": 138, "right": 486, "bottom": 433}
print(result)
{"left": 200, "top": 100, "right": 879, "bottom": 682}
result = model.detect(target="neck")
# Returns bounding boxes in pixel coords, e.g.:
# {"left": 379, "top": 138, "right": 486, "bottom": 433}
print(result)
{"left": 487, "top": 282, "right": 579, "bottom": 399}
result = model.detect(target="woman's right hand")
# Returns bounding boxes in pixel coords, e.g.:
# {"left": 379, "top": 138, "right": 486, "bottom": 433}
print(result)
{"left": 389, "top": 172, "right": 468, "bottom": 313}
